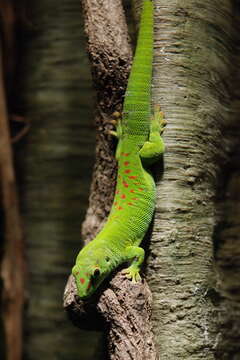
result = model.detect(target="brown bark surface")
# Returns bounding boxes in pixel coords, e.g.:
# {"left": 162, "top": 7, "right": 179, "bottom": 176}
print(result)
{"left": 81, "top": 0, "right": 132, "bottom": 240}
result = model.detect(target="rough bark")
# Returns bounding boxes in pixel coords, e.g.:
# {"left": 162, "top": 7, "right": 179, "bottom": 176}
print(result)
{"left": 64, "top": 0, "right": 158, "bottom": 359}
{"left": 0, "top": 41, "right": 25, "bottom": 360}
{"left": 145, "top": 0, "right": 234, "bottom": 359}
{"left": 80, "top": 0, "right": 132, "bottom": 240}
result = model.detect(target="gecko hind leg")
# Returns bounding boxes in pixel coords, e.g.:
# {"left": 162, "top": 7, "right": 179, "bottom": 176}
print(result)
{"left": 139, "top": 105, "right": 166, "bottom": 166}
{"left": 108, "top": 111, "right": 122, "bottom": 138}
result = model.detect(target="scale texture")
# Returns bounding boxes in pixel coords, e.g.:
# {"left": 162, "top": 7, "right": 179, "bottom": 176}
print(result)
{"left": 72, "top": 0, "right": 165, "bottom": 299}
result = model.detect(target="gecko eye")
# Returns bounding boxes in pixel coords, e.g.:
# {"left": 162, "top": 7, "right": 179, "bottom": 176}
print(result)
{"left": 105, "top": 257, "right": 110, "bottom": 263}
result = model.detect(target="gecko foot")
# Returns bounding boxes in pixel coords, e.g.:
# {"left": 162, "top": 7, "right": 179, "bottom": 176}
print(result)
{"left": 153, "top": 104, "right": 167, "bottom": 134}
{"left": 122, "top": 265, "right": 141, "bottom": 283}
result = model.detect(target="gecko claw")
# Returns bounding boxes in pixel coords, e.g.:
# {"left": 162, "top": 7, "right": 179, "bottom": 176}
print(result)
{"left": 112, "top": 111, "right": 121, "bottom": 119}
{"left": 109, "top": 119, "right": 117, "bottom": 125}
{"left": 108, "top": 130, "right": 118, "bottom": 137}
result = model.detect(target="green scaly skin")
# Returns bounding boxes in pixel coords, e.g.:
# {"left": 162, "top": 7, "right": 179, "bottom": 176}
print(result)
{"left": 72, "top": 0, "right": 165, "bottom": 299}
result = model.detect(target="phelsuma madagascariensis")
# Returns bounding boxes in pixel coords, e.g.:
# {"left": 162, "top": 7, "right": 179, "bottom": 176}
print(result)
{"left": 72, "top": 0, "right": 165, "bottom": 299}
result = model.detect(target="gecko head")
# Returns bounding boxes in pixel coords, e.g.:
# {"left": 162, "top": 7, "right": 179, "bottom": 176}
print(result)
{"left": 72, "top": 250, "right": 112, "bottom": 299}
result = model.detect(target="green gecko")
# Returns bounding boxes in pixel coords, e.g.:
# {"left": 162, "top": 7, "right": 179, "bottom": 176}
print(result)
{"left": 72, "top": 0, "right": 165, "bottom": 299}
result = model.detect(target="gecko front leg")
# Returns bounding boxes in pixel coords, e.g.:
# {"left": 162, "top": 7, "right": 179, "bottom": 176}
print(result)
{"left": 122, "top": 245, "right": 145, "bottom": 282}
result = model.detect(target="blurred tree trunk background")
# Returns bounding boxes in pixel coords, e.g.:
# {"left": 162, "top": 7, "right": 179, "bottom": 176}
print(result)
{"left": 17, "top": 0, "right": 105, "bottom": 359}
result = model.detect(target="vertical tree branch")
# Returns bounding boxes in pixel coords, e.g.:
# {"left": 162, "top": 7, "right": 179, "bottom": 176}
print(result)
{"left": 0, "top": 42, "right": 25, "bottom": 360}
{"left": 64, "top": 0, "right": 158, "bottom": 358}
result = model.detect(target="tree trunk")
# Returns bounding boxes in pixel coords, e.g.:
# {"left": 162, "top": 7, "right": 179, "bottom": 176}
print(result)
{"left": 146, "top": 0, "right": 236, "bottom": 359}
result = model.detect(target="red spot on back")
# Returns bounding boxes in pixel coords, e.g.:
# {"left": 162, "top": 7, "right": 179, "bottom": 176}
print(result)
{"left": 139, "top": 188, "right": 144, "bottom": 191}
{"left": 124, "top": 169, "right": 131, "bottom": 174}
{"left": 87, "top": 281, "right": 92, "bottom": 290}
{"left": 129, "top": 175, "right": 137, "bottom": 179}
{"left": 122, "top": 153, "right": 130, "bottom": 156}
{"left": 128, "top": 202, "right": 133, "bottom": 206}
{"left": 124, "top": 161, "right": 130, "bottom": 166}
{"left": 118, "top": 206, "right": 123, "bottom": 210}
{"left": 80, "top": 278, "right": 85, "bottom": 284}
{"left": 121, "top": 194, "right": 126, "bottom": 199}
{"left": 123, "top": 181, "right": 129, "bottom": 187}
{"left": 130, "top": 189, "right": 135, "bottom": 193}
{"left": 132, "top": 197, "right": 138, "bottom": 201}
{"left": 114, "top": 202, "right": 118, "bottom": 206}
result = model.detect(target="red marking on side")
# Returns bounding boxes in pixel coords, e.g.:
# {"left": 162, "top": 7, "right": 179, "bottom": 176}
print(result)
{"left": 87, "top": 281, "right": 92, "bottom": 290}
{"left": 121, "top": 194, "right": 126, "bottom": 199}
{"left": 132, "top": 197, "right": 138, "bottom": 201}
{"left": 80, "top": 278, "right": 85, "bottom": 284}
{"left": 114, "top": 202, "right": 118, "bottom": 206}
{"left": 139, "top": 188, "right": 144, "bottom": 191}
{"left": 124, "top": 169, "right": 131, "bottom": 174}
{"left": 129, "top": 175, "right": 137, "bottom": 179}
{"left": 128, "top": 202, "right": 133, "bottom": 206}
{"left": 123, "top": 181, "right": 129, "bottom": 188}
{"left": 122, "top": 153, "right": 130, "bottom": 157}
{"left": 130, "top": 189, "right": 135, "bottom": 193}
{"left": 124, "top": 161, "right": 130, "bottom": 166}
{"left": 118, "top": 206, "right": 123, "bottom": 210}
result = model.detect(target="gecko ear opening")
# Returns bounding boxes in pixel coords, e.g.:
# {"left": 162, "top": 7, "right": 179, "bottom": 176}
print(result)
{"left": 93, "top": 268, "right": 100, "bottom": 277}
